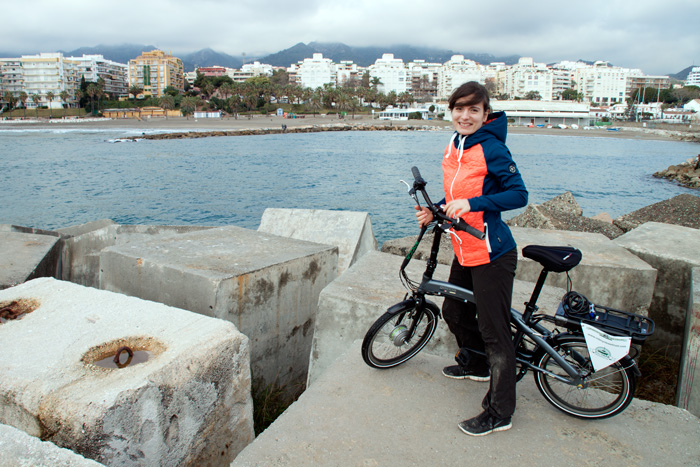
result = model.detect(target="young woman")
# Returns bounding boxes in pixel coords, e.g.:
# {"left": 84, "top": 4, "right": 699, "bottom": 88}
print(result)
{"left": 416, "top": 81, "right": 528, "bottom": 436}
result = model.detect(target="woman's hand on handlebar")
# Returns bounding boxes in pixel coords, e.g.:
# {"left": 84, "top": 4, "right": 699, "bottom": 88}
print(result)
{"left": 445, "top": 199, "right": 471, "bottom": 219}
{"left": 415, "top": 205, "right": 433, "bottom": 227}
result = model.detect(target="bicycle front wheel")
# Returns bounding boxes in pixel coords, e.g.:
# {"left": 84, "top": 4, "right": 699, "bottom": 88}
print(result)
{"left": 361, "top": 300, "right": 439, "bottom": 369}
{"left": 534, "top": 335, "right": 636, "bottom": 419}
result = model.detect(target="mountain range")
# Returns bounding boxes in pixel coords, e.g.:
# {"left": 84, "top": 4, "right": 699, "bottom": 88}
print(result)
{"left": 1, "top": 42, "right": 694, "bottom": 79}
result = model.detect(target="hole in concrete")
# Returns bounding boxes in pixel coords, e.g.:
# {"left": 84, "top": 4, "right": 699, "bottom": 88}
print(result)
{"left": 0, "top": 298, "right": 40, "bottom": 324}
{"left": 82, "top": 337, "right": 166, "bottom": 370}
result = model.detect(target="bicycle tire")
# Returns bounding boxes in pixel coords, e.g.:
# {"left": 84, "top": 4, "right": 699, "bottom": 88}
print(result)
{"left": 534, "top": 334, "right": 636, "bottom": 419}
{"left": 361, "top": 300, "right": 439, "bottom": 369}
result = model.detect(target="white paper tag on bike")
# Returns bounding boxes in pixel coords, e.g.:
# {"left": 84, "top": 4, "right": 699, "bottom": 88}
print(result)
{"left": 581, "top": 323, "right": 631, "bottom": 371}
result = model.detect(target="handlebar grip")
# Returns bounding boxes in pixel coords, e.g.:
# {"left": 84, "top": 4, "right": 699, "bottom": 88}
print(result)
{"left": 454, "top": 218, "right": 486, "bottom": 240}
{"left": 411, "top": 166, "right": 426, "bottom": 185}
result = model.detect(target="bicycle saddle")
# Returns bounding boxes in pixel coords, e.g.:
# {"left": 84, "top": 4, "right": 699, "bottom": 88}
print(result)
{"left": 522, "top": 245, "right": 582, "bottom": 272}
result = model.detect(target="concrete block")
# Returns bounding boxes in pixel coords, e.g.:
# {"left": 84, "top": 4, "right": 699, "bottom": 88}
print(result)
{"left": 0, "top": 278, "right": 254, "bottom": 466}
{"left": 99, "top": 226, "right": 338, "bottom": 393}
{"left": 258, "top": 208, "right": 377, "bottom": 274}
{"left": 678, "top": 267, "right": 700, "bottom": 417}
{"left": 0, "top": 423, "right": 103, "bottom": 466}
{"left": 236, "top": 341, "right": 700, "bottom": 466}
{"left": 613, "top": 222, "right": 700, "bottom": 356}
{"left": 56, "top": 220, "right": 212, "bottom": 288}
{"left": 1, "top": 230, "right": 60, "bottom": 290}
{"left": 512, "top": 227, "right": 657, "bottom": 315}
{"left": 307, "top": 250, "right": 566, "bottom": 385}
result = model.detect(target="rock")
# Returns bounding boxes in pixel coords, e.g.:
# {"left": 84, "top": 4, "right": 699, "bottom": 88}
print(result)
{"left": 507, "top": 192, "right": 624, "bottom": 239}
{"left": 613, "top": 194, "right": 700, "bottom": 232}
{"left": 591, "top": 212, "right": 613, "bottom": 223}
{"left": 653, "top": 156, "right": 700, "bottom": 189}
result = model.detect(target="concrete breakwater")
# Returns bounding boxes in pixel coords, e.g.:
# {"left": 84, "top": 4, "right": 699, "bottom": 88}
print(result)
{"left": 133, "top": 122, "right": 442, "bottom": 140}
{"left": 1, "top": 201, "right": 700, "bottom": 465}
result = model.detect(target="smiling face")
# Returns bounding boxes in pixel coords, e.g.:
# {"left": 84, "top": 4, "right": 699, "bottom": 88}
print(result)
{"left": 451, "top": 96, "right": 489, "bottom": 136}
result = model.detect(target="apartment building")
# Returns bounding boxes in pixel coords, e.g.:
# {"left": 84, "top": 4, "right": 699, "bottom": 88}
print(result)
{"left": 0, "top": 59, "right": 23, "bottom": 103}
{"left": 336, "top": 60, "right": 363, "bottom": 88}
{"left": 128, "top": 50, "right": 184, "bottom": 97}
{"left": 498, "top": 57, "right": 555, "bottom": 101}
{"left": 437, "top": 55, "right": 484, "bottom": 99}
{"left": 687, "top": 67, "right": 700, "bottom": 87}
{"left": 71, "top": 54, "right": 128, "bottom": 98}
{"left": 368, "top": 54, "right": 408, "bottom": 95}
{"left": 573, "top": 61, "right": 628, "bottom": 104}
{"left": 407, "top": 60, "right": 440, "bottom": 100}
{"left": 19, "top": 53, "right": 78, "bottom": 108}
{"left": 296, "top": 53, "right": 336, "bottom": 90}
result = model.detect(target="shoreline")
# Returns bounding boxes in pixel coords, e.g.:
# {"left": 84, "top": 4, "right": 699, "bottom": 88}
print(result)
{"left": 1, "top": 114, "right": 697, "bottom": 142}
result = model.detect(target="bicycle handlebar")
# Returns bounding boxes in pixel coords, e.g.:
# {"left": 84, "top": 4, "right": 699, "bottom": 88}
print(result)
{"left": 411, "top": 166, "right": 485, "bottom": 240}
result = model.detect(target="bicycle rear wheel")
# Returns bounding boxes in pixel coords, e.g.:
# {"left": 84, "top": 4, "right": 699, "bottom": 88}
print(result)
{"left": 534, "top": 335, "right": 636, "bottom": 419}
{"left": 361, "top": 300, "right": 439, "bottom": 369}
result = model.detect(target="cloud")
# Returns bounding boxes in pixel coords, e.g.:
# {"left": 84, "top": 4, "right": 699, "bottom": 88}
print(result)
{"left": 1, "top": 0, "right": 697, "bottom": 75}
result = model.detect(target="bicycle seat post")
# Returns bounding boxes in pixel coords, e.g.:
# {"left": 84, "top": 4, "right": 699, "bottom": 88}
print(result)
{"left": 522, "top": 268, "right": 549, "bottom": 323}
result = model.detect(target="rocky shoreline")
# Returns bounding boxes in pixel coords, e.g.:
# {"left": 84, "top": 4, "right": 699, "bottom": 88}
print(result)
{"left": 653, "top": 155, "right": 700, "bottom": 189}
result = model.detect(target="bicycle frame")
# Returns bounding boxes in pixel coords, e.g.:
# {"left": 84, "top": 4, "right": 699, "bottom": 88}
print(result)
{"left": 408, "top": 222, "right": 586, "bottom": 386}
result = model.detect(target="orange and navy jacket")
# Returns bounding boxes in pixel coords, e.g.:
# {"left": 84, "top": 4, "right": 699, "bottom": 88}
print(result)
{"left": 442, "top": 111, "right": 528, "bottom": 267}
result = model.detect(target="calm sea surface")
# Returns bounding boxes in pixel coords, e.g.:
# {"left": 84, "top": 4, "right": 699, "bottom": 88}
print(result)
{"left": 1, "top": 127, "right": 698, "bottom": 245}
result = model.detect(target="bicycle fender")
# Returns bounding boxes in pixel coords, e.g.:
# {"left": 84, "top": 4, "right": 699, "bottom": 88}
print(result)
{"left": 386, "top": 298, "right": 441, "bottom": 318}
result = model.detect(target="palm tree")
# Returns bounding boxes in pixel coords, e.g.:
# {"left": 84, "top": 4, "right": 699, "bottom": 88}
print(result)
{"left": 46, "top": 91, "right": 55, "bottom": 118}
{"left": 180, "top": 96, "right": 199, "bottom": 119}
{"left": 86, "top": 83, "right": 98, "bottom": 114}
{"left": 96, "top": 78, "right": 105, "bottom": 113}
{"left": 129, "top": 85, "right": 143, "bottom": 101}
{"left": 30, "top": 93, "right": 42, "bottom": 117}
{"left": 18, "top": 91, "right": 28, "bottom": 118}
{"left": 74, "top": 89, "right": 83, "bottom": 117}
{"left": 59, "top": 91, "right": 69, "bottom": 117}
{"left": 159, "top": 94, "right": 175, "bottom": 118}
{"left": 3, "top": 91, "right": 16, "bottom": 115}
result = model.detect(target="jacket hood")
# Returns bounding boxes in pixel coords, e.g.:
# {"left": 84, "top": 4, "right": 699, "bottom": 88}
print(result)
{"left": 452, "top": 111, "right": 508, "bottom": 150}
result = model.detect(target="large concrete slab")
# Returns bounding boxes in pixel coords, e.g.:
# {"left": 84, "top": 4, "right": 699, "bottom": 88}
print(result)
{"left": 679, "top": 267, "right": 700, "bottom": 417}
{"left": 56, "top": 220, "right": 213, "bottom": 288}
{"left": 258, "top": 208, "right": 378, "bottom": 274}
{"left": 99, "top": 225, "right": 338, "bottom": 393}
{"left": 0, "top": 278, "right": 254, "bottom": 466}
{"left": 307, "top": 250, "right": 566, "bottom": 386}
{"left": 0, "top": 230, "right": 60, "bottom": 290}
{"left": 0, "top": 423, "right": 103, "bottom": 466}
{"left": 512, "top": 227, "right": 657, "bottom": 315}
{"left": 234, "top": 341, "right": 700, "bottom": 466}
{"left": 613, "top": 222, "right": 700, "bottom": 356}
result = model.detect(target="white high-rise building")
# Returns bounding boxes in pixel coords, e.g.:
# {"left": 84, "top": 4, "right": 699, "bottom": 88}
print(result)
{"left": 407, "top": 59, "right": 440, "bottom": 100}
{"left": 437, "top": 55, "right": 484, "bottom": 99}
{"left": 685, "top": 67, "right": 700, "bottom": 87}
{"left": 369, "top": 54, "right": 408, "bottom": 95}
{"left": 20, "top": 53, "right": 78, "bottom": 108}
{"left": 499, "top": 57, "right": 555, "bottom": 101}
{"left": 70, "top": 54, "right": 128, "bottom": 97}
{"left": 0, "top": 59, "right": 23, "bottom": 103}
{"left": 297, "top": 53, "right": 336, "bottom": 90}
{"left": 573, "top": 61, "right": 629, "bottom": 104}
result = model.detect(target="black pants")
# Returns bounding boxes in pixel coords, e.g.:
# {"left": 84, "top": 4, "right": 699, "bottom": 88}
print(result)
{"left": 442, "top": 248, "right": 517, "bottom": 419}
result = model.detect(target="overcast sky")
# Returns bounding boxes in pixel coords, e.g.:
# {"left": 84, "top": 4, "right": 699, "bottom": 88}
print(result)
{"left": 2, "top": 0, "right": 697, "bottom": 75}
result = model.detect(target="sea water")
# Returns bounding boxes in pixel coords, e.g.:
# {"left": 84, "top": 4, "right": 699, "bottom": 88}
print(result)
{"left": 1, "top": 127, "right": 698, "bottom": 244}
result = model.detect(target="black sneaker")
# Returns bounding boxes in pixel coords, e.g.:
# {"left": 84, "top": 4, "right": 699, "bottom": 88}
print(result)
{"left": 458, "top": 411, "right": 512, "bottom": 436}
{"left": 442, "top": 365, "right": 490, "bottom": 381}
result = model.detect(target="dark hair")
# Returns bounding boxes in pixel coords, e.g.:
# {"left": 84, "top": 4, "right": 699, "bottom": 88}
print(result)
{"left": 448, "top": 81, "right": 491, "bottom": 113}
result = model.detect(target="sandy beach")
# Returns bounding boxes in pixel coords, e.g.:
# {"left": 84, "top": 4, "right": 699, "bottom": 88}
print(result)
{"left": 1, "top": 114, "right": 698, "bottom": 142}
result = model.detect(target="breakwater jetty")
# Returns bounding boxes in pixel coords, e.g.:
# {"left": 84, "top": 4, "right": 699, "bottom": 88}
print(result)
{"left": 1, "top": 198, "right": 699, "bottom": 465}
{"left": 132, "top": 122, "right": 443, "bottom": 141}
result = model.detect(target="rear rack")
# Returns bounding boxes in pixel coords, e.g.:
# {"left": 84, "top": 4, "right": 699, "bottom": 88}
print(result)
{"left": 554, "top": 302, "right": 655, "bottom": 344}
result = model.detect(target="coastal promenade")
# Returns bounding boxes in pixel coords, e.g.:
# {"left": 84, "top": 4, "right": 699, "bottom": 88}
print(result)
{"left": 2, "top": 114, "right": 697, "bottom": 142}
